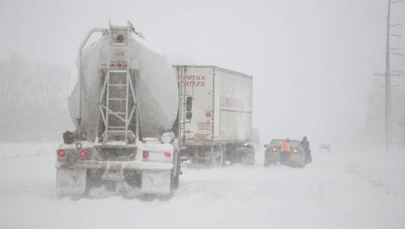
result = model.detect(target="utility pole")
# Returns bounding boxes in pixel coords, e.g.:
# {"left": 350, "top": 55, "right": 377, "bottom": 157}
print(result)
{"left": 384, "top": 0, "right": 392, "bottom": 151}
{"left": 383, "top": 0, "right": 403, "bottom": 151}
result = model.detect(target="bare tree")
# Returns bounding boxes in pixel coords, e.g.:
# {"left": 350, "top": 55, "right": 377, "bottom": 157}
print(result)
{"left": 0, "top": 54, "right": 71, "bottom": 142}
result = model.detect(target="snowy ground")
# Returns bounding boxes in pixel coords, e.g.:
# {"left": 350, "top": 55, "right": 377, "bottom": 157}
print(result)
{"left": 0, "top": 143, "right": 405, "bottom": 229}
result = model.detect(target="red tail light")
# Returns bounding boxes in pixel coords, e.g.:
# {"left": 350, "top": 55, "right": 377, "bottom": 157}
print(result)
{"left": 57, "top": 150, "right": 65, "bottom": 157}
{"left": 80, "top": 150, "right": 87, "bottom": 158}
{"left": 143, "top": 151, "right": 149, "bottom": 158}
{"left": 164, "top": 152, "right": 171, "bottom": 158}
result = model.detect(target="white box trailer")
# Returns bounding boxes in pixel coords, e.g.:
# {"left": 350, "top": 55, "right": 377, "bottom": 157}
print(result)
{"left": 174, "top": 65, "right": 254, "bottom": 165}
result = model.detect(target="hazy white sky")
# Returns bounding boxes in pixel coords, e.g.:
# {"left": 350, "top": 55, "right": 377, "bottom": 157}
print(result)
{"left": 1, "top": 0, "right": 403, "bottom": 147}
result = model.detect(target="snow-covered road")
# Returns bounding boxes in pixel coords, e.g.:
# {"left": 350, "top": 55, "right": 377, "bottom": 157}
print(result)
{"left": 0, "top": 143, "right": 404, "bottom": 229}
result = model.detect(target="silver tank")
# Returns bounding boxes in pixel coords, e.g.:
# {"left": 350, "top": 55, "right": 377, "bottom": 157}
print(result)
{"left": 68, "top": 26, "right": 178, "bottom": 141}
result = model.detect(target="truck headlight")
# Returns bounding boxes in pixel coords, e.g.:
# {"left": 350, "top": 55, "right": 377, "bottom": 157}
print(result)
{"left": 161, "top": 132, "right": 175, "bottom": 144}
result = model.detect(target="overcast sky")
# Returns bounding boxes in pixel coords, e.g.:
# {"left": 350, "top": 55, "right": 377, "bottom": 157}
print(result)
{"left": 1, "top": 0, "right": 403, "bottom": 148}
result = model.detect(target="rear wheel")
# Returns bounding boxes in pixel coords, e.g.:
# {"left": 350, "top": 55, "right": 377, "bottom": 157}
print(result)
{"left": 172, "top": 170, "right": 179, "bottom": 189}
{"left": 242, "top": 151, "right": 255, "bottom": 165}
{"left": 172, "top": 150, "right": 181, "bottom": 189}
{"left": 167, "top": 173, "right": 174, "bottom": 197}
{"left": 264, "top": 155, "right": 270, "bottom": 167}
{"left": 211, "top": 145, "right": 225, "bottom": 167}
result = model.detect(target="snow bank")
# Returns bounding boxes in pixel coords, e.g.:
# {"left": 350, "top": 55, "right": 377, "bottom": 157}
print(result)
{"left": 0, "top": 143, "right": 58, "bottom": 159}
{"left": 328, "top": 150, "right": 405, "bottom": 198}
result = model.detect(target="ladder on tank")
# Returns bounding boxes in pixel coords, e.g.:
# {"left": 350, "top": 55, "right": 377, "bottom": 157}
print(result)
{"left": 99, "top": 23, "right": 137, "bottom": 144}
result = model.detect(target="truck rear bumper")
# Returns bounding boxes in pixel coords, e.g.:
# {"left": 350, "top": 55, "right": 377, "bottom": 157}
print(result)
{"left": 56, "top": 160, "right": 173, "bottom": 196}
{"left": 265, "top": 152, "right": 305, "bottom": 167}
{"left": 56, "top": 160, "right": 173, "bottom": 171}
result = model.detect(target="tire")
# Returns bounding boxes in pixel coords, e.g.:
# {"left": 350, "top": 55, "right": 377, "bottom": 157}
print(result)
{"left": 172, "top": 171, "right": 179, "bottom": 189}
{"left": 172, "top": 152, "right": 181, "bottom": 189}
{"left": 167, "top": 173, "right": 174, "bottom": 198}
{"left": 211, "top": 147, "right": 224, "bottom": 167}
{"left": 241, "top": 152, "right": 255, "bottom": 166}
{"left": 264, "top": 156, "right": 270, "bottom": 167}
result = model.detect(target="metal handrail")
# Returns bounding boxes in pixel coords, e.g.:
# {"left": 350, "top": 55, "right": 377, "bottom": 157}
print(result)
{"left": 78, "top": 27, "right": 107, "bottom": 129}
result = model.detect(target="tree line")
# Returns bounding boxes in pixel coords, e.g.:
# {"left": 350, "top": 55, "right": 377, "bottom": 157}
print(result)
{"left": 0, "top": 54, "right": 73, "bottom": 142}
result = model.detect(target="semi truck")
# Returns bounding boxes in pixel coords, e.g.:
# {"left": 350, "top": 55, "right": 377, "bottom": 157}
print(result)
{"left": 174, "top": 65, "right": 254, "bottom": 166}
{"left": 56, "top": 22, "right": 181, "bottom": 198}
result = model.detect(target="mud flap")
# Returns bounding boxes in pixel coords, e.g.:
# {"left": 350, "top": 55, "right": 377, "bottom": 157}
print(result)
{"left": 141, "top": 170, "right": 171, "bottom": 195}
{"left": 56, "top": 168, "right": 87, "bottom": 195}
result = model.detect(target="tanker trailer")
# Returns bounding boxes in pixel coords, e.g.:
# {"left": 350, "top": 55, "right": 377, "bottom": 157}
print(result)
{"left": 56, "top": 22, "right": 181, "bottom": 198}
